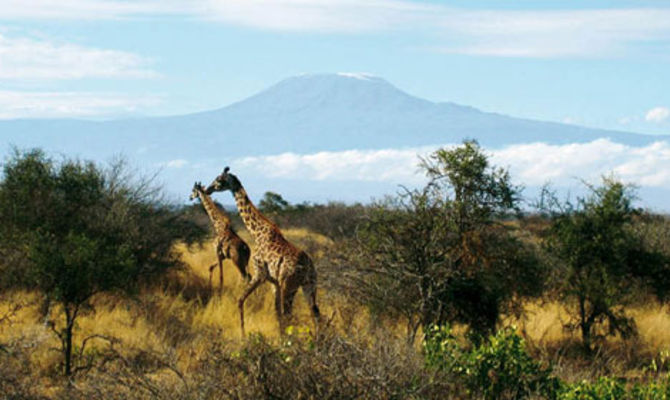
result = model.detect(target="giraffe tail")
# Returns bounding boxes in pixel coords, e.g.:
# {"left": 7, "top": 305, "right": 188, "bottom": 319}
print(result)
{"left": 298, "top": 252, "right": 320, "bottom": 321}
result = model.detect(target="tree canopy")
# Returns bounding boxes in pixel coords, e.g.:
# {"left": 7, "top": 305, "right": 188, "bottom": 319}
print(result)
{"left": 0, "top": 149, "right": 205, "bottom": 375}
{"left": 329, "top": 140, "right": 545, "bottom": 341}
{"left": 544, "top": 178, "right": 669, "bottom": 351}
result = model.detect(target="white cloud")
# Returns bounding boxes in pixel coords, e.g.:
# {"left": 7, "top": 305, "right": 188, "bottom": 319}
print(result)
{"left": 0, "top": 0, "right": 186, "bottom": 20}
{"left": 491, "top": 140, "right": 625, "bottom": 186}
{"left": 232, "top": 139, "right": 670, "bottom": 189}
{"left": 435, "top": 8, "right": 670, "bottom": 58}
{"left": 199, "top": 0, "right": 433, "bottom": 33}
{"left": 0, "top": 90, "right": 162, "bottom": 119}
{"left": 645, "top": 107, "right": 670, "bottom": 123}
{"left": 3, "top": 2, "right": 670, "bottom": 58}
{"left": 197, "top": 3, "right": 670, "bottom": 58}
{"left": 0, "top": 0, "right": 431, "bottom": 32}
{"left": 0, "top": 33, "right": 157, "bottom": 80}
{"left": 162, "top": 159, "right": 189, "bottom": 169}
{"left": 234, "top": 146, "right": 437, "bottom": 183}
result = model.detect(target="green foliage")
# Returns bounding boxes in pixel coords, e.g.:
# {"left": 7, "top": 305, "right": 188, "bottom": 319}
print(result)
{"left": 423, "top": 325, "right": 463, "bottom": 373}
{"left": 425, "top": 324, "right": 670, "bottom": 400}
{"left": 630, "top": 215, "right": 670, "bottom": 303}
{"left": 559, "top": 377, "right": 627, "bottom": 400}
{"left": 557, "top": 377, "right": 670, "bottom": 400}
{"left": 421, "top": 139, "right": 520, "bottom": 231}
{"left": 544, "top": 177, "right": 668, "bottom": 351}
{"left": 423, "top": 325, "right": 559, "bottom": 400}
{"left": 329, "top": 140, "right": 546, "bottom": 340}
{"left": 257, "top": 192, "right": 368, "bottom": 239}
{"left": 0, "top": 148, "right": 205, "bottom": 375}
{"left": 258, "top": 191, "right": 290, "bottom": 214}
{"left": 629, "top": 377, "right": 670, "bottom": 400}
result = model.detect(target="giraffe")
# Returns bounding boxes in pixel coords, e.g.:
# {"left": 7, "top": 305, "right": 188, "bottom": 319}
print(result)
{"left": 190, "top": 182, "right": 251, "bottom": 294}
{"left": 205, "top": 168, "right": 320, "bottom": 335}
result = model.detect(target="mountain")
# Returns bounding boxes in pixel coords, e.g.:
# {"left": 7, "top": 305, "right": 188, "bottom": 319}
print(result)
{"left": 1, "top": 73, "right": 666, "bottom": 164}
{"left": 1, "top": 73, "right": 668, "bottom": 203}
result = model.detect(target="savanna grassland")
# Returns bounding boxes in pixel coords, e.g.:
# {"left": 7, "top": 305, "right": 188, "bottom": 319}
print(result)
{"left": 4, "top": 143, "right": 670, "bottom": 400}
{"left": 3, "top": 232, "right": 670, "bottom": 399}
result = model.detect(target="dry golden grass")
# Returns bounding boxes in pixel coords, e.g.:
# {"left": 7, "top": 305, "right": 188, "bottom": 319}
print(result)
{"left": 506, "top": 300, "right": 670, "bottom": 355}
{"left": 0, "top": 227, "right": 361, "bottom": 382}
{"left": 3, "top": 226, "right": 670, "bottom": 386}
{"left": 632, "top": 304, "right": 670, "bottom": 351}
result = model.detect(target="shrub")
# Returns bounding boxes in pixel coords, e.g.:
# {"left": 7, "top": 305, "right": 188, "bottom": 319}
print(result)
{"left": 424, "top": 325, "right": 559, "bottom": 400}
{"left": 559, "top": 377, "right": 627, "bottom": 400}
{"left": 0, "top": 149, "right": 205, "bottom": 375}
{"left": 629, "top": 377, "right": 670, "bottom": 400}
{"left": 68, "top": 328, "right": 456, "bottom": 400}
{"left": 328, "top": 140, "right": 547, "bottom": 342}
{"left": 201, "top": 328, "right": 453, "bottom": 399}
{"left": 544, "top": 178, "right": 669, "bottom": 352}
{"left": 260, "top": 196, "right": 369, "bottom": 240}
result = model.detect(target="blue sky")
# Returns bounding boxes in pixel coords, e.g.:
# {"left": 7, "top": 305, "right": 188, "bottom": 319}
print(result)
{"left": 1, "top": 0, "right": 669, "bottom": 135}
{"left": 3, "top": 1, "right": 670, "bottom": 210}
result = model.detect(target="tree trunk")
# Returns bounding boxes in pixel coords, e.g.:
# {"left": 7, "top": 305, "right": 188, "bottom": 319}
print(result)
{"left": 581, "top": 321, "right": 592, "bottom": 353}
{"left": 63, "top": 306, "right": 75, "bottom": 376}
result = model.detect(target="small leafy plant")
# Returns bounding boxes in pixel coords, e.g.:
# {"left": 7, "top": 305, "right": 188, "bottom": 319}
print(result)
{"left": 424, "top": 325, "right": 559, "bottom": 400}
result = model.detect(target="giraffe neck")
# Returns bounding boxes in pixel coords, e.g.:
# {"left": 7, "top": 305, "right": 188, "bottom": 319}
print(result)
{"left": 197, "top": 190, "right": 231, "bottom": 236}
{"left": 233, "top": 187, "right": 273, "bottom": 240}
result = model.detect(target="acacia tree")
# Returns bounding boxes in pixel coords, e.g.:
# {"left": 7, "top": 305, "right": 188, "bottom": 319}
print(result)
{"left": 258, "top": 191, "right": 291, "bottom": 215}
{"left": 329, "top": 140, "right": 545, "bottom": 341}
{"left": 544, "top": 178, "right": 668, "bottom": 352}
{"left": 0, "top": 149, "right": 204, "bottom": 375}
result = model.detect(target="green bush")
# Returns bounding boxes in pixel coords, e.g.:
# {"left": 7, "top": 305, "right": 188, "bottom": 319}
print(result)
{"left": 329, "top": 141, "right": 547, "bottom": 343}
{"left": 543, "top": 178, "right": 669, "bottom": 352}
{"left": 423, "top": 325, "right": 559, "bottom": 400}
{"left": 559, "top": 377, "right": 627, "bottom": 400}
{"left": 555, "top": 372, "right": 670, "bottom": 399}
{"left": 629, "top": 377, "right": 670, "bottom": 400}
{"left": 0, "top": 149, "right": 205, "bottom": 376}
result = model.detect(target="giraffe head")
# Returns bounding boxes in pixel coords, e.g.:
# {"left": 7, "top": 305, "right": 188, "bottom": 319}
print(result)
{"left": 189, "top": 181, "right": 204, "bottom": 201}
{"left": 206, "top": 167, "right": 242, "bottom": 194}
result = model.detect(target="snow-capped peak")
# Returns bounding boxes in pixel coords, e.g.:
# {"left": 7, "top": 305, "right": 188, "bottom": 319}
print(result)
{"left": 336, "top": 72, "right": 377, "bottom": 81}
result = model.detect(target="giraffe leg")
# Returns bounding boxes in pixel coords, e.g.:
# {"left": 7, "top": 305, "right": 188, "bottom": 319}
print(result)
{"left": 271, "top": 284, "right": 283, "bottom": 334}
{"left": 238, "top": 256, "right": 267, "bottom": 337}
{"left": 297, "top": 252, "right": 320, "bottom": 323}
{"left": 216, "top": 240, "right": 225, "bottom": 295}
{"left": 218, "top": 257, "right": 224, "bottom": 295}
{"left": 238, "top": 275, "right": 264, "bottom": 337}
{"left": 302, "top": 280, "right": 321, "bottom": 322}
{"left": 278, "top": 280, "right": 298, "bottom": 335}
{"left": 271, "top": 284, "right": 281, "bottom": 320}
{"left": 282, "top": 283, "right": 298, "bottom": 316}
{"left": 208, "top": 263, "right": 217, "bottom": 292}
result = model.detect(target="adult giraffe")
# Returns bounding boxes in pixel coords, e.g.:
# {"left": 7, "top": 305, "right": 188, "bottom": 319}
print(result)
{"left": 206, "top": 168, "right": 320, "bottom": 335}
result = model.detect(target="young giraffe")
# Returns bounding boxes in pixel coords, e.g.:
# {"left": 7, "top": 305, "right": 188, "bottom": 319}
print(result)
{"left": 206, "top": 168, "right": 320, "bottom": 335}
{"left": 190, "top": 182, "right": 251, "bottom": 294}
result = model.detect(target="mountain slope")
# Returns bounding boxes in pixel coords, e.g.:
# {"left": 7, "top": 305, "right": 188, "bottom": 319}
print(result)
{"left": 1, "top": 73, "right": 666, "bottom": 166}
